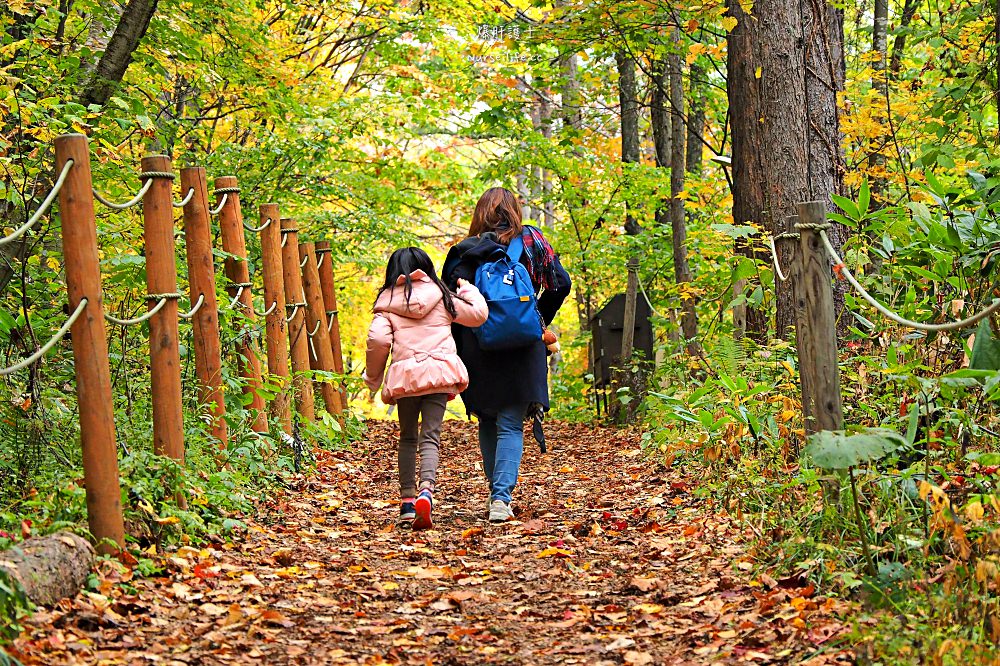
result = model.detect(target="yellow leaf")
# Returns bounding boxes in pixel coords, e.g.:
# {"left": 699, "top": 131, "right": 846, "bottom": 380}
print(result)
{"left": 755, "top": 66, "right": 762, "bottom": 79}
{"left": 536, "top": 547, "right": 573, "bottom": 558}
{"left": 721, "top": 16, "right": 738, "bottom": 32}
{"left": 633, "top": 603, "right": 665, "bottom": 614}
{"left": 46, "top": 257, "right": 59, "bottom": 271}
{"left": 154, "top": 515, "right": 180, "bottom": 525}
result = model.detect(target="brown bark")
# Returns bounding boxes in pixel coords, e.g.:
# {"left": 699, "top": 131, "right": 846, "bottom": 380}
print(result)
{"left": 686, "top": 64, "right": 706, "bottom": 176}
{"left": 79, "top": 0, "right": 158, "bottom": 108}
{"left": 0, "top": 532, "right": 95, "bottom": 606}
{"left": 669, "top": 47, "right": 700, "bottom": 356}
{"left": 651, "top": 59, "right": 671, "bottom": 169}
{"left": 616, "top": 52, "right": 641, "bottom": 236}
{"left": 889, "top": 0, "right": 920, "bottom": 75}
{"left": 756, "top": 0, "right": 810, "bottom": 340}
{"left": 726, "top": 0, "right": 769, "bottom": 342}
{"left": 803, "top": 0, "right": 848, "bottom": 336}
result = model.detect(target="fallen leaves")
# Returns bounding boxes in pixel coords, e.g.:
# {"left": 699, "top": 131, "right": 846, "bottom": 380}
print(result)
{"left": 11, "top": 420, "right": 852, "bottom": 665}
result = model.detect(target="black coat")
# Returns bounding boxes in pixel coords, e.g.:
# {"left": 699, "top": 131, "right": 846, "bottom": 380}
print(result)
{"left": 442, "top": 232, "right": 572, "bottom": 418}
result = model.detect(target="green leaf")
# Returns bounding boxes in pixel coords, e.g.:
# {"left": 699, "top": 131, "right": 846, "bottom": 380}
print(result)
{"left": 804, "top": 428, "right": 906, "bottom": 469}
{"left": 857, "top": 179, "right": 871, "bottom": 219}
{"left": 831, "top": 194, "right": 859, "bottom": 220}
{"left": 970, "top": 319, "right": 1000, "bottom": 371}
{"left": 732, "top": 257, "right": 757, "bottom": 283}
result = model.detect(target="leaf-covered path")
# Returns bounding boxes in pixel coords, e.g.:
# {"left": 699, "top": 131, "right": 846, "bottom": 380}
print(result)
{"left": 13, "top": 421, "right": 850, "bottom": 665}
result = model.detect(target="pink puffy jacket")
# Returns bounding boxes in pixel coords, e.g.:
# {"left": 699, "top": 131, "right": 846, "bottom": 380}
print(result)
{"left": 363, "top": 270, "right": 488, "bottom": 405}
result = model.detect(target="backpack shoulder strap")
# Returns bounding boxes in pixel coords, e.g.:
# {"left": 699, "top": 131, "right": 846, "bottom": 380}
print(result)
{"left": 506, "top": 234, "right": 524, "bottom": 263}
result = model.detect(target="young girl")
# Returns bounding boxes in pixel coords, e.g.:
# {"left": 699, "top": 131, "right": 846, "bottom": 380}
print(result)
{"left": 363, "top": 247, "right": 488, "bottom": 529}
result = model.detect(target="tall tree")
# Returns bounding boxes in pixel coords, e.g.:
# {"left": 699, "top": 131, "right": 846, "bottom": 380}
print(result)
{"left": 803, "top": 0, "right": 848, "bottom": 335}
{"left": 79, "top": 0, "right": 159, "bottom": 108}
{"left": 755, "top": 0, "right": 810, "bottom": 340}
{"left": 615, "top": 49, "right": 644, "bottom": 421}
{"left": 726, "top": 0, "right": 769, "bottom": 341}
{"left": 669, "top": 42, "right": 700, "bottom": 355}
{"left": 686, "top": 64, "right": 706, "bottom": 176}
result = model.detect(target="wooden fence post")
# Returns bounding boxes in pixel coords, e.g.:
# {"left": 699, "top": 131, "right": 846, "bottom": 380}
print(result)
{"left": 314, "top": 241, "right": 346, "bottom": 404}
{"left": 795, "top": 201, "right": 844, "bottom": 434}
{"left": 280, "top": 219, "right": 315, "bottom": 422}
{"left": 55, "top": 134, "right": 125, "bottom": 553}
{"left": 215, "top": 176, "right": 268, "bottom": 433}
{"left": 300, "top": 242, "right": 343, "bottom": 414}
{"left": 259, "top": 205, "right": 292, "bottom": 433}
{"left": 141, "top": 155, "right": 185, "bottom": 463}
{"left": 180, "top": 167, "right": 227, "bottom": 447}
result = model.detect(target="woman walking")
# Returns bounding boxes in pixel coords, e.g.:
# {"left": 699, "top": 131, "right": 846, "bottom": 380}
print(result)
{"left": 443, "top": 187, "right": 571, "bottom": 522}
{"left": 364, "top": 247, "right": 488, "bottom": 529}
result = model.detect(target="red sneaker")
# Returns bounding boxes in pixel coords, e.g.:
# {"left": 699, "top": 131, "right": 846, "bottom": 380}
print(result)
{"left": 413, "top": 489, "right": 433, "bottom": 530}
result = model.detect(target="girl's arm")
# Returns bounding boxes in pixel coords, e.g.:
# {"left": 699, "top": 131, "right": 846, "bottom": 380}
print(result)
{"left": 362, "top": 314, "right": 393, "bottom": 391}
{"left": 452, "top": 279, "right": 489, "bottom": 327}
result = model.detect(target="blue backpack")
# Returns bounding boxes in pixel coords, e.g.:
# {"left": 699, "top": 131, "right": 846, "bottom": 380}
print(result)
{"left": 473, "top": 235, "right": 544, "bottom": 351}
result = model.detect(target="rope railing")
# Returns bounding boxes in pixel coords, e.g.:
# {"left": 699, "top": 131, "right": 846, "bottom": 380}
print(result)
{"left": 767, "top": 232, "right": 799, "bottom": 283}
{"left": 92, "top": 178, "right": 153, "bottom": 210}
{"left": 810, "top": 223, "right": 1000, "bottom": 333}
{"left": 228, "top": 284, "right": 249, "bottom": 309}
{"left": 299, "top": 255, "right": 308, "bottom": 268}
{"left": 173, "top": 188, "right": 195, "bottom": 208}
{"left": 244, "top": 217, "right": 271, "bottom": 233}
{"left": 105, "top": 296, "right": 169, "bottom": 326}
{"left": 209, "top": 193, "right": 229, "bottom": 215}
{"left": 257, "top": 301, "right": 278, "bottom": 317}
{"left": 179, "top": 293, "right": 206, "bottom": 320}
{"left": 0, "top": 159, "right": 74, "bottom": 248}
{"left": 0, "top": 298, "right": 88, "bottom": 376}
{"left": 306, "top": 319, "right": 322, "bottom": 337}
{"left": 327, "top": 309, "right": 337, "bottom": 331}
{"left": 285, "top": 302, "right": 305, "bottom": 322}
{"left": 316, "top": 251, "right": 328, "bottom": 268}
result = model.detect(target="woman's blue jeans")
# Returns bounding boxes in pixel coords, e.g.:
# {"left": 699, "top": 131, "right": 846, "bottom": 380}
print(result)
{"left": 478, "top": 403, "right": 528, "bottom": 504}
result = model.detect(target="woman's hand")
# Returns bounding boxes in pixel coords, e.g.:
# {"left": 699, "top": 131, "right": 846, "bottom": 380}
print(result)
{"left": 457, "top": 278, "right": 469, "bottom": 288}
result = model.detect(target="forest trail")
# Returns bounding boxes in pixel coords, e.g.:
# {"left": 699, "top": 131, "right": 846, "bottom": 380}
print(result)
{"left": 12, "top": 421, "right": 849, "bottom": 665}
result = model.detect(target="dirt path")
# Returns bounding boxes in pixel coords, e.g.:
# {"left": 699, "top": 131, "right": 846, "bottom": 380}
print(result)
{"left": 12, "top": 420, "right": 849, "bottom": 665}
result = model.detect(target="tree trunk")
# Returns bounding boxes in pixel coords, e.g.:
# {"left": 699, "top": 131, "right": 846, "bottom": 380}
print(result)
{"left": 870, "top": 0, "right": 889, "bottom": 201}
{"left": 889, "top": 0, "right": 920, "bottom": 76}
{"left": 0, "top": 532, "right": 95, "bottom": 606}
{"left": 614, "top": 51, "right": 644, "bottom": 421}
{"left": 686, "top": 64, "right": 705, "bottom": 176}
{"left": 529, "top": 92, "right": 543, "bottom": 221}
{"left": 756, "top": 0, "right": 810, "bottom": 341}
{"left": 669, "top": 47, "right": 700, "bottom": 356}
{"left": 540, "top": 93, "right": 555, "bottom": 229}
{"left": 651, "top": 59, "right": 671, "bottom": 169}
{"left": 79, "top": 0, "right": 158, "bottom": 107}
{"left": 617, "top": 52, "right": 642, "bottom": 236}
{"left": 726, "top": 0, "right": 769, "bottom": 342}
{"left": 803, "top": 0, "right": 848, "bottom": 337}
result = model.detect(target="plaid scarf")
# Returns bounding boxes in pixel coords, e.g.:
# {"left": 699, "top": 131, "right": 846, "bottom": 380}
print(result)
{"left": 519, "top": 225, "right": 557, "bottom": 291}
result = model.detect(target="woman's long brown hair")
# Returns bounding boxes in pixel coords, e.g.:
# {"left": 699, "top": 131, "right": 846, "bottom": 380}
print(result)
{"left": 468, "top": 187, "right": 522, "bottom": 244}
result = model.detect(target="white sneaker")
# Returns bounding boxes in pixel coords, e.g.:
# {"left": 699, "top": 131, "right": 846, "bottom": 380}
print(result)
{"left": 489, "top": 499, "right": 514, "bottom": 523}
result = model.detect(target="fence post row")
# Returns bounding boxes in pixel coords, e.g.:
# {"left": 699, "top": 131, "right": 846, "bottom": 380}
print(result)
{"left": 141, "top": 155, "right": 186, "bottom": 464}
{"left": 180, "top": 167, "right": 228, "bottom": 447}
{"left": 793, "top": 201, "right": 844, "bottom": 435}
{"left": 314, "top": 240, "right": 346, "bottom": 405}
{"left": 280, "top": 218, "right": 316, "bottom": 422}
{"left": 20, "top": 137, "right": 358, "bottom": 552}
{"left": 215, "top": 176, "right": 269, "bottom": 434}
{"left": 258, "top": 204, "right": 293, "bottom": 434}
{"left": 300, "top": 242, "right": 343, "bottom": 415}
{"left": 54, "top": 134, "right": 126, "bottom": 553}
